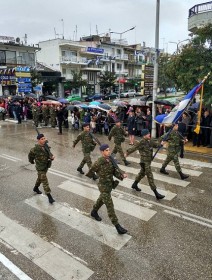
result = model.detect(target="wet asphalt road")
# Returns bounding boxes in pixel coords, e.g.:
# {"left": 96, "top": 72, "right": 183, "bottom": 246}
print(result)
{"left": 0, "top": 120, "right": 212, "bottom": 280}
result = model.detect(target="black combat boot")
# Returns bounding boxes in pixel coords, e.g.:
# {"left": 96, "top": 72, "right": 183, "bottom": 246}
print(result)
{"left": 33, "top": 186, "right": 42, "bottom": 194}
{"left": 115, "top": 224, "right": 128, "bottom": 234}
{"left": 47, "top": 193, "right": 55, "bottom": 204}
{"left": 77, "top": 167, "right": 84, "bottom": 174}
{"left": 179, "top": 171, "right": 189, "bottom": 180}
{"left": 91, "top": 209, "right": 102, "bottom": 221}
{"left": 131, "top": 181, "right": 141, "bottom": 192}
{"left": 124, "top": 159, "right": 130, "bottom": 166}
{"left": 153, "top": 189, "right": 165, "bottom": 200}
{"left": 93, "top": 173, "right": 98, "bottom": 181}
{"left": 160, "top": 167, "right": 169, "bottom": 175}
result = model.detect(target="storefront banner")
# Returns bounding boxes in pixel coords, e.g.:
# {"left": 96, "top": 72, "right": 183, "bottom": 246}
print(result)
{"left": 17, "top": 77, "right": 31, "bottom": 83}
{"left": 15, "top": 66, "right": 31, "bottom": 72}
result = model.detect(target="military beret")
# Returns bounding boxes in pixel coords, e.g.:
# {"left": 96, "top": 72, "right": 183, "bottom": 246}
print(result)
{"left": 141, "top": 129, "right": 150, "bottom": 136}
{"left": 82, "top": 123, "right": 90, "bottom": 128}
{"left": 99, "top": 144, "right": 109, "bottom": 151}
{"left": 37, "top": 133, "right": 45, "bottom": 140}
{"left": 115, "top": 119, "right": 121, "bottom": 123}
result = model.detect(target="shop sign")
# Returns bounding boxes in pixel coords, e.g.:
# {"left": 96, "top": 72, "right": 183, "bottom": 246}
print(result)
{"left": 15, "top": 66, "right": 31, "bottom": 72}
{"left": 18, "top": 83, "right": 32, "bottom": 88}
{"left": 87, "top": 47, "right": 104, "bottom": 54}
{"left": 17, "top": 77, "right": 31, "bottom": 83}
{"left": 15, "top": 72, "right": 31, "bottom": 78}
{"left": 0, "top": 75, "right": 16, "bottom": 81}
{"left": 18, "top": 88, "right": 32, "bottom": 93}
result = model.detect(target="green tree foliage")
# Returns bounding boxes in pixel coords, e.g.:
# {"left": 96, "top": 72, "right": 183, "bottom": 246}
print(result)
{"left": 69, "top": 70, "right": 87, "bottom": 90}
{"left": 165, "top": 24, "right": 212, "bottom": 105}
{"left": 30, "top": 69, "right": 42, "bottom": 87}
{"left": 99, "top": 71, "right": 116, "bottom": 92}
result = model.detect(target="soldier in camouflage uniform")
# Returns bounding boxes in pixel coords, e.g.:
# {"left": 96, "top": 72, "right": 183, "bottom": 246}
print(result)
{"left": 73, "top": 123, "right": 98, "bottom": 180}
{"left": 86, "top": 144, "right": 128, "bottom": 234}
{"left": 125, "top": 129, "right": 165, "bottom": 200}
{"left": 31, "top": 103, "right": 41, "bottom": 127}
{"left": 28, "top": 133, "right": 55, "bottom": 204}
{"left": 108, "top": 119, "right": 130, "bottom": 166}
{"left": 42, "top": 104, "right": 50, "bottom": 126}
{"left": 49, "top": 105, "right": 57, "bottom": 128}
{"left": 160, "top": 123, "right": 189, "bottom": 180}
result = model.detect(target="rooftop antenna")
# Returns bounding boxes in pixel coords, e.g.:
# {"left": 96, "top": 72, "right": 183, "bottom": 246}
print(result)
{"left": 54, "top": 28, "right": 60, "bottom": 39}
{"left": 75, "top": 25, "right": 77, "bottom": 41}
{"left": 61, "top": 19, "right": 64, "bottom": 39}
{"left": 24, "top": 34, "right": 27, "bottom": 45}
{"left": 89, "top": 23, "right": 91, "bottom": 36}
{"left": 96, "top": 25, "right": 98, "bottom": 35}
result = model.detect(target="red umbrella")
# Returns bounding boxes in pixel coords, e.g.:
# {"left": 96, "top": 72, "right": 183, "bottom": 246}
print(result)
{"left": 41, "top": 100, "right": 62, "bottom": 106}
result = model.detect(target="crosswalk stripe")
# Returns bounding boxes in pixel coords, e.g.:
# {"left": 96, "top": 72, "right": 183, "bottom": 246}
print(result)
{"left": 57, "top": 180, "right": 157, "bottom": 221}
{"left": 2, "top": 154, "right": 22, "bottom": 161}
{"left": 0, "top": 155, "right": 17, "bottom": 162}
{"left": 119, "top": 178, "right": 177, "bottom": 200}
{"left": 119, "top": 165, "right": 190, "bottom": 187}
{"left": 25, "top": 196, "right": 132, "bottom": 250}
{"left": 0, "top": 253, "right": 32, "bottom": 280}
{"left": 0, "top": 212, "right": 93, "bottom": 280}
{"left": 127, "top": 156, "right": 202, "bottom": 176}
{"left": 155, "top": 153, "right": 212, "bottom": 168}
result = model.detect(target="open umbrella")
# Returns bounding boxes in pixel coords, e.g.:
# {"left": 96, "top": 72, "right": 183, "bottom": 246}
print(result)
{"left": 71, "top": 100, "right": 82, "bottom": 105}
{"left": 12, "top": 95, "right": 24, "bottom": 101}
{"left": 57, "top": 98, "right": 69, "bottom": 104}
{"left": 113, "top": 100, "right": 128, "bottom": 107}
{"left": 88, "top": 104, "right": 99, "bottom": 109}
{"left": 25, "top": 93, "right": 37, "bottom": 98}
{"left": 154, "top": 99, "right": 175, "bottom": 107}
{"left": 44, "top": 95, "right": 58, "bottom": 101}
{"left": 89, "top": 101, "right": 101, "bottom": 106}
{"left": 129, "top": 98, "right": 145, "bottom": 106}
{"left": 42, "top": 100, "right": 62, "bottom": 106}
{"left": 97, "top": 103, "right": 111, "bottom": 112}
{"left": 76, "top": 103, "right": 89, "bottom": 109}
{"left": 66, "top": 105, "right": 76, "bottom": 111}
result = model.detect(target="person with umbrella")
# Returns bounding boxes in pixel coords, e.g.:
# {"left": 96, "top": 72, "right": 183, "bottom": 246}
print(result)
{"left": 73, "top": 123, "right": 98, "bottom": 180}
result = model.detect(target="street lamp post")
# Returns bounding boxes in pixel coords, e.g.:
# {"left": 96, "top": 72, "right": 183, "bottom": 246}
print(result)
{"left": 169, "top": 39, "right": 190, "bottom": 53}
{"left": 110, "top": 26, "right": 136, "bottom": 98}
{"left": 152, "top": 0, "right": 160, "bottom": 138}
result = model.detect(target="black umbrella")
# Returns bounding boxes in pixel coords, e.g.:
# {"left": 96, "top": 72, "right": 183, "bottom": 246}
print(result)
{"left": 97, "top": 103, "right": 111, "bottom": 111}
{"left": 71, "top": 100, "right": 82, "bottom": 105}
{"left": 44, "top": 95, "right": 58, "bottom": 101}
{"left": 66, "top": 105, "right": 76, "bottom": 111}
{"left": 11, "top": 95, "right": 24, "bottom": 101}
{"left": 154, "top": 99, "right": 175, "bottom": 107}
{"left": 25, "top": 93, "right": 37, "bottom": 98}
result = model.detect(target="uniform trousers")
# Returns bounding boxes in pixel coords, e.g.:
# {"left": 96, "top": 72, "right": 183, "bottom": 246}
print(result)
{"left": 35, "top": 171, "right": 51, "bottom": 194}
{"left": 136, "top": 162, "right": 156, "bottom": 190}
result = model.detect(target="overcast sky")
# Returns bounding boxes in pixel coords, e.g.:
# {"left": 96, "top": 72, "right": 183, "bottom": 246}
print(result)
{"left": 1, "top": 0, "right": 200, "bottom": 53}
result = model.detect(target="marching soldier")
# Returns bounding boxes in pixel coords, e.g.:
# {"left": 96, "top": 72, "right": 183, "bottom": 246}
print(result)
{"left": 73, "top": 123, "right": 98, "bottom": 180}
{"left": 160, "top": 123, "right": 189, "bottom": 180}
{"left": 31, "top": 102, "right": 41, "bottom": 127}
{"left": 49, "top": 104, "right": 57, "bottom": 128}
{"left": 125, "top": 129, "right": 165, "bottom": 200}
{"left": 42, "top": 104, "right": 50, "bottom": 126}
{"left": 28, "top": 133, "right": 55, "bottom": 204}
{"left": 108, "top": 119, "right": 130, "bottom": 166}
{"left": 86, "top": 144, "right": 128, "bottom": 234}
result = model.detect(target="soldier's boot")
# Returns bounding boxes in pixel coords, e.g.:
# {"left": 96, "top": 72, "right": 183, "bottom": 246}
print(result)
{"left": 131, "top": 181, "right": 141, "bottom": 192}
{"left": 93, "top": 173, "right": 98, "bottom": 181}
{"left": 91, "top": 209, "right": 102, "bottom": 221}
{"left": 153, "top": 189, "right": 165, "bottom": 200}
{"left": 179, "top": 171, "right": 189, "bottom": 180}
{"left": 77, "top": 167, "right": 84, "bottom": 174}
{"left": 47, "top": 193, "right": 55, "bottom": 204}
{"left": 33, "top": 186, "right": 42, "bottom": 194}
{"left": 124, "top": 159, "right": 130, "bottom": 166}
{"left": 115, "top": 224, "right": 128, "bottom": 234}
{"left": 160, "top": 167, "right": 169, "bottom": 175}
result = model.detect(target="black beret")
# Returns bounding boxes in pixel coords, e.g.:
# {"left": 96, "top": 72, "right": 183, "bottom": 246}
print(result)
{"left": 82, "top": 123, "right": 90, "bottom": 128}
{"left": 99, "top": 144, "right": 109, "bottom": 151}
{"left": 37, "top": 133, "right": 44, "bottom": 140}
{"left": 141, "top": 129, "right": 150, "bottom": 136}
{"left": 115, "top": 119, "right": 121, "bottom": 123}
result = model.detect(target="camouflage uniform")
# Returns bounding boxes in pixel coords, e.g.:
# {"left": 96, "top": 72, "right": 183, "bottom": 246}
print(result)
{"left": 28, "top": 144, "right": 53, "bottom": 194}
{"left": 42, "top": 105, "right": 50, "bottom": 126}
{"left": 127, "top": 138, "right": 160, "bottom": 190}
{"left": 49, "top": 106, "right": 57, "bottom": 128}
{"left": 161, "top": 130, "right": 183, "bottom": 172}
{"left": 108, "top": 126, "right": 127, "bottom": 161}
{"left": 32, "top": 105, "right": 41, "bottom": 127}
{"left": 73, "top": 131, "right": 96, "bottom": 170}
{"left": 86, "top": 156, "right": 124, "bottom": 225}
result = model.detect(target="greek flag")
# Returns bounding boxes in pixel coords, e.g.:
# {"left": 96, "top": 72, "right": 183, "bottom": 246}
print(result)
{"left": 155, "top": 83, "right": 202, "bottom": 125}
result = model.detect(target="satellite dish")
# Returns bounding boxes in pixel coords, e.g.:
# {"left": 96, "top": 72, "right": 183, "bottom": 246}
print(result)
{"left": 16, "top": 37, "right": 20, "bottom": 43}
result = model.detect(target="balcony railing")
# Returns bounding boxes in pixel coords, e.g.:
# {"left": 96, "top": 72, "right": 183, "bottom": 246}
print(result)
{"left": 189, "top": 1, "right": 212, "bottom": 18}
{"left": 60, "top": 56, "right": 87, "bottom": 64}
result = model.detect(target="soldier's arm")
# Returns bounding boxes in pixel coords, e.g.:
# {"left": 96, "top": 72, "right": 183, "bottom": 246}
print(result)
{"left": 28, "top": 148, "right": 35, "bottom": 164}
{"left": 73, "top": 133, "right": 82, "bottom": 147}
{"left": 126, "top": 141, "right": 140, "bottom": 156}
{"left": 114, "top": 168, "right": 125, "bottom": 181}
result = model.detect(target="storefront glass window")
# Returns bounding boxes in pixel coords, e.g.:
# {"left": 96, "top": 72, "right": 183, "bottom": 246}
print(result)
{"left": 6, "top": 51, "right": 16, "bottom": 64}
{"left": 0, "top": 51, "right": 6, "bottom": 65}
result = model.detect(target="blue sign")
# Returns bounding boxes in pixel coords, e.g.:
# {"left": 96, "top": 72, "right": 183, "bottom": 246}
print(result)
{"left": 87, "top": 47, "right": 104, "bottom": 54}
{"left": 18, "top": 88, "right": 32, "bottom": 93}
{"left": 16, "top": 66, "right": 31, "bottom": 72}
{"left": 18, "top": 83, "right": 32, "bottom": 88}
{"left": 17, "top": 77, "right": 31, "bottom": 83}
{"left": 33, "top": 86, "right": 42, "bottom": 91}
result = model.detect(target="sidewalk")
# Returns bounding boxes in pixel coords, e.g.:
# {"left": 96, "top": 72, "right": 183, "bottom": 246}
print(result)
{"left": 184, "top": 141, "right": 212, "bottom": 155}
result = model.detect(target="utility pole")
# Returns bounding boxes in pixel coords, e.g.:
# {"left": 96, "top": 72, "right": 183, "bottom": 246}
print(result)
{"left": 152, "top": 0, "right": 160, "bottom": 138}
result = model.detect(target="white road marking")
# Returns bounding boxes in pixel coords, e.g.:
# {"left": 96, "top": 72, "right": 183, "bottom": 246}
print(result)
{"left": 0, "top": 252, "right": 32, "bottom": 280}
{"left": 57, "top": 180, "right": 156, "bottom": 221}
{"left": 155, "top": 153, "right": 212, "bottom": 168}
{"left": 127, "top": 156, "right": 202, "bottom": 176}
{"left": 25, "top": 196, "right": 132, "bottom": 250}
{"left": 119, "top": 178, "right": 177, "bottom": 200}
{"left": 2, "top": 154, "right": 22, "bottom": 161}
{"left": 0, "top": 212, "right": 94, "bottom": 280}
{"left": 0, "top": 155, "right": 17, "bottom": 162}
{"left": 119, "top": 165, "right": 190, "bottom": 187}
{"left": 164, "top": 210, "right": 212, "bottom": 229}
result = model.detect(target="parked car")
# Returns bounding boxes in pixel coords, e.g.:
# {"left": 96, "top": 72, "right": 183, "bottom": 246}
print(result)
{"left": 84, "top": 94, "right": 105, "bottom": 102}
{"left": 66, "top": 94, "right": 81, "bottom": 102}
{"left": 120, "top": 90, "right": 137, "bottom": 98}
{"left": 103, "top": 92, "right": 118, "bottom": 100}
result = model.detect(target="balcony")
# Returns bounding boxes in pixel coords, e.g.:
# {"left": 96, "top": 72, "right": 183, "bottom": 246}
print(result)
{"left": 60, "top": 56, "right": 87, "bottom": 65}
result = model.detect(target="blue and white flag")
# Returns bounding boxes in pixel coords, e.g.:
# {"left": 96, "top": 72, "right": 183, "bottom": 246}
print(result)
{"left": 155, "top": 83, "right": 202, "bottom": 125}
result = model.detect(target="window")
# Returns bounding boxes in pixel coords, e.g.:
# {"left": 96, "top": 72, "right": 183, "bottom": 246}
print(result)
{"left": 117, "top": 63, "right": 122, "bottom": 70}
{"left": 6, "top": 51, "right": 16, "bottom": 64}
{"left": 62, "top": 68, "right": 66, "bottom": 75}
{"left": 0, "top": 51, "right": 6, "bottom": 65}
